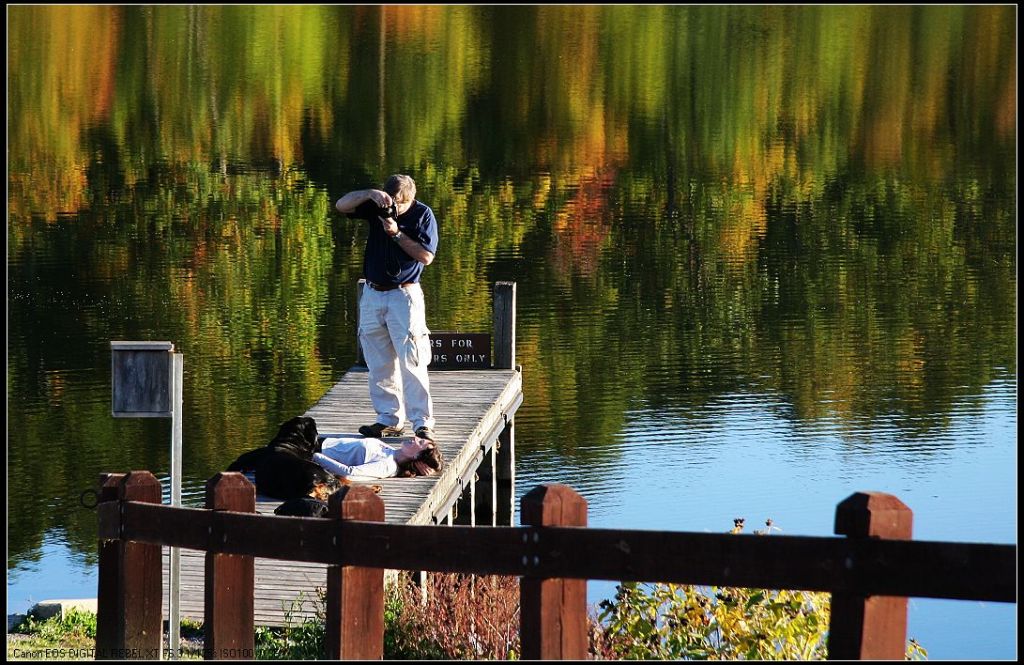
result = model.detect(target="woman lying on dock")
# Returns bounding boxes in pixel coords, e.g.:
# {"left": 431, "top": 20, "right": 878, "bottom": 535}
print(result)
{"left": 271, "top": 430, "right": 443, "bottom": 518}
{"left": 312, "top": 434, "right": 443, "bottom": 480}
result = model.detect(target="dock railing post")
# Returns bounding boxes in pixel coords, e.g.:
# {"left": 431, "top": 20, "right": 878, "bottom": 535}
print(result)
{"left": 828, "top": 492, "right": 913, "bottom": 660}
{"left": 325, "top": 486, "right": 386, "bottom": 660}
{"left": 493, "top": 281, "right": 516, "bottom": 370}
{"left": 204, "top": 473, "right": 256, "bottom": 660}
{"left": 96, "top": 471, "right": 163, "bottom": 660}
{"left": 495, "top": 417, "right": 516, "bottom": 525}
{"left": 520, "top": 484, "right": 588, "bottom": 660}
{"left": 490, "top": 445, "right": 498, "bottom": 527}
{"left": 492, "top": 282, "right": 517, "bottom": 525}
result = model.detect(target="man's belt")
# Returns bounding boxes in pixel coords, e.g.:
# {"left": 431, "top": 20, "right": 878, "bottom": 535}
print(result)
{"left": 367, "top": 281, "right": 416, "bottom": 292}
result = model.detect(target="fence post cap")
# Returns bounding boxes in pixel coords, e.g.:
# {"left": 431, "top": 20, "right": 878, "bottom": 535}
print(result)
{"left": 521, "top": 484, "right": 587, "bottom": 527}
{"left": 329, "top": 485, "right": 385, "bottom": 521}
{"left": 205, "top": 472, "right": 255, "bottom": 489}
{"left": 119, "top": 471, "right": 162, "bottom": 501}
{"left": 205, "top": 472, "right": 256, "bottom": 510}
{"left": 98, "top": 473, "right": 126, "bottom": 502}
{"left": 835, "top": 491, "right": 913, "bottom": 538}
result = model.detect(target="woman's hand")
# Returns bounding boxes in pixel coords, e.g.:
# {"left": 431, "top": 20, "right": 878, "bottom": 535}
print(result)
{"left": 394, "top": 438, "right": 433, "bottom": 464}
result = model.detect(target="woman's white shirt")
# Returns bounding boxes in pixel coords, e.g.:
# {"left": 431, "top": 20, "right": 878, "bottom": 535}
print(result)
{"left": 312, "top": 435, "right": 399, "bottom": 479}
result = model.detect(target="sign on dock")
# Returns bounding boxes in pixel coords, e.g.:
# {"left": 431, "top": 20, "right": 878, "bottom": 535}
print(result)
{"left": 430, "top": 332, "right": 491, "bottom": 369}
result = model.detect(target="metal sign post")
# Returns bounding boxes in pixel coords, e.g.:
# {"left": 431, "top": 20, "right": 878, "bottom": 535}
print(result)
{"left": 168, "top": 352, "right": 182, "bottom": 660}
{"left": 111, "top": 341, "right": 183, "bottom": 661}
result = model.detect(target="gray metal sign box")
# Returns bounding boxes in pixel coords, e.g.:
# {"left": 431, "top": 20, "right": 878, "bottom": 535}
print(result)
{"left": 111, "top": 341, "right": 175, "bottom": 417}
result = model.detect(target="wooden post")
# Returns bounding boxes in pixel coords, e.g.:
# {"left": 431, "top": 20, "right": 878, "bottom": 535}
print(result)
{"left": 520, "top": 484, "right": 588, "bottom": 660}
{"left": 828, "top": 492, "right": 913, "bottom": 660}
{"left": 204, "top": 473, "right": 256, "bottom": 660}
{"left": 95, "top": 473, "right": 126, "bottom": 659}
{"left": 490, "top": 442, "right": 498, "bottom": 527}
{"left": 96, "top": 471, "right": 163, "bottom": 660}
{"left": 493, "top": 282, "right": 516, "bottom": 369}
{"left": 356, "top": 279, "right": 367, "bottom": 367}
{"left": 469, "top": 474, "right": 476, "bottom": 527}
{"left": 454, "top": 483, "right": 475, "bottom": 526}
{"left": 495, "top": 418, "right": 516, "bottom": 525}
{"left": 472, "top": 445, "right": 497, "bottom": 527}
{"left": 325, "top": 486, "right": 386, "bottom": 660}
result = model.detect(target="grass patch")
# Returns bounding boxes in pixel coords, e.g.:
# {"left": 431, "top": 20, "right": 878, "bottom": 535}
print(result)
{"left": 7, "top": 610, "right": 205, "bottom": 661}
{"left": 8, "top": 609, "right": 96, "bottom": 661}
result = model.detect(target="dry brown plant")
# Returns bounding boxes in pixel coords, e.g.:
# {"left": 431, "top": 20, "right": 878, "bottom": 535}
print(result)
{"left": 388, "top": 572, "right": 521, "bottom": 659}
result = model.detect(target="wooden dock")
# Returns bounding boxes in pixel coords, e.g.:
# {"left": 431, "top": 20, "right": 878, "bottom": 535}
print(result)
{"left": 163, "top": 282, "right": 522, "bottom": 626}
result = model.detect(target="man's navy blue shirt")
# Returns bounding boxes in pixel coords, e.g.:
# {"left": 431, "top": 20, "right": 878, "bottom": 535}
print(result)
{"left": 348, "top": 199, "right": 438, "bottom": 286}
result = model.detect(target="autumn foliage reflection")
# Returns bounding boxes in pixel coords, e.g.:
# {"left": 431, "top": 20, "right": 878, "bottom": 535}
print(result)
{"left": 6, "top": 5, "right": 1016, "bottom": 567}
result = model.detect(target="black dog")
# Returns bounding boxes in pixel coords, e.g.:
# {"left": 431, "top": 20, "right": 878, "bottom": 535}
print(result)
{"left": 226, "top": 416, "right": 321, "bottom": 473}
{"left": 274, "top": 496, "right": 330, "bottom": 518}
{"left": 227, "top": 416, "right": 342, "bottom": 500}
{"left": 254, "top": 453, "right": 343, "bottom": 501}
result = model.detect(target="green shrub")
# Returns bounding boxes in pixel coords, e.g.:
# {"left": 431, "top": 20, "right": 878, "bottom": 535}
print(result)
{"left": 596, "top": 580, "right": 831, "bottom": 659}
{"left": 595, "top": 519, "right": 928, "bottom": 660}
{"left": 254, "top": 593, "right": 326, "bottom": 660}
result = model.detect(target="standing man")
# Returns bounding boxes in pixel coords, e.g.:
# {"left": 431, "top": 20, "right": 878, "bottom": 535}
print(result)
{"left": 335, "top": 174, "right": 437, "bottom": 442}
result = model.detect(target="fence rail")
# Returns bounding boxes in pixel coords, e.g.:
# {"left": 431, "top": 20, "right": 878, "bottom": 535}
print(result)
{"left": 95, "top": 471, "right": 1016, "bottom": 660}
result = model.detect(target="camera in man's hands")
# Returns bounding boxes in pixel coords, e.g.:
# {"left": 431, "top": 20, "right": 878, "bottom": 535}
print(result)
{"left": 379, "top": 202, "right": 398, "bottom": 219}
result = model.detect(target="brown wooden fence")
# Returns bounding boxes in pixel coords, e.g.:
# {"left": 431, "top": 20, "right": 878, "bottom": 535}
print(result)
{"left": 94, "top": 470, "right": 1015, "bottom": 660}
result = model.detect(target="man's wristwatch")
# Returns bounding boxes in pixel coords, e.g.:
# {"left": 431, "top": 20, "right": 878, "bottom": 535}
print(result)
{"left": 391, "top": 230, "right": 403, "bottom": 242}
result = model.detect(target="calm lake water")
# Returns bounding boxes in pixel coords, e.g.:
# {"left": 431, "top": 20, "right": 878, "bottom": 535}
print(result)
{"left": 7, "top": 5, "right": 1017, "bottom": 658}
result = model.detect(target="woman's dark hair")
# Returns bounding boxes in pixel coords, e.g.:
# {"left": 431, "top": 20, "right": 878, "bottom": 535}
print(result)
{"left": 396, "top": 444, "right": 444, "bottom": 478}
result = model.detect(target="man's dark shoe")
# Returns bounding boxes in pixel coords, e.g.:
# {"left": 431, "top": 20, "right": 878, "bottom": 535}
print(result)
{"left": 359, "top": 422, "right": 405, "bottom": 438}
{"left": 414, "top": 426, "right": 436, "bottom": 442}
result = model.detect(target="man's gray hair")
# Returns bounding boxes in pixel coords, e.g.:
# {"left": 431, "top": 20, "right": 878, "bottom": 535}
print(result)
{"left": 383, "top": 174, "right": 416, "bottom": 204}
